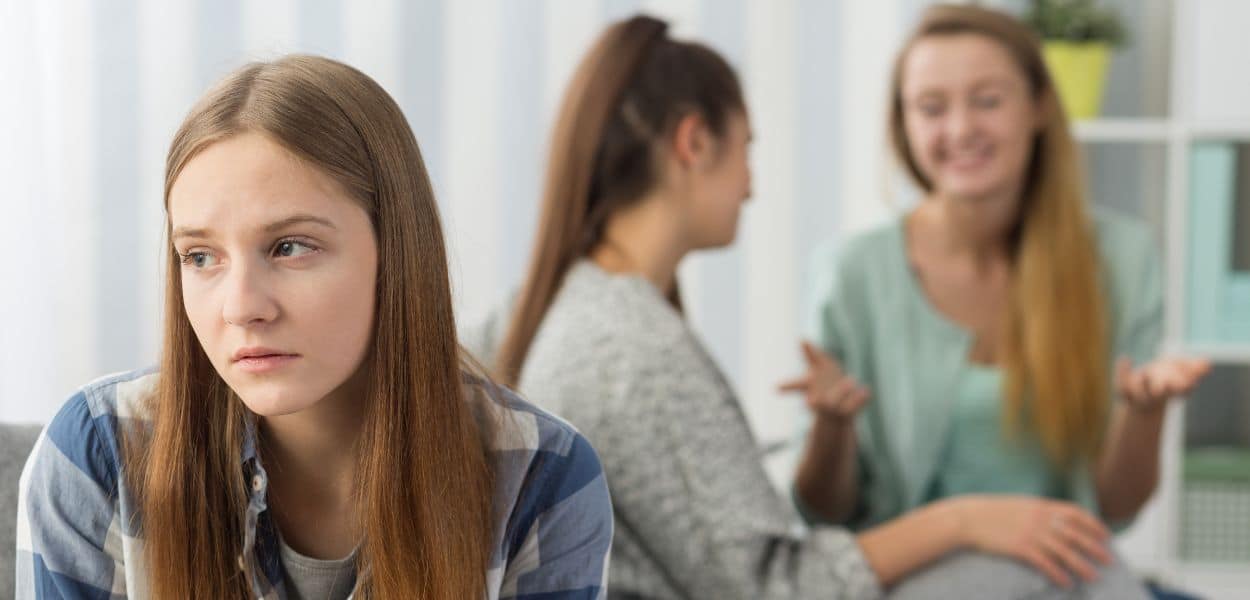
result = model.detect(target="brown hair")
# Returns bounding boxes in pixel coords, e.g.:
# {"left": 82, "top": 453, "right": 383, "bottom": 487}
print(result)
{"left": 493, "top": 14, "right": 745, "bottom": 386}
{"left": 131, "top": 55, "right": 494, "bottom": 598}
{"left": 888, "top": 4, "right": 1109, "bottom": 466}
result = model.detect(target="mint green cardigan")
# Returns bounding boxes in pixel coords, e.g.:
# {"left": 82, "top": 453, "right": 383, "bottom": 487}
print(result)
{"left": 802, "top": 210, "right": 1163, "bottom": 530}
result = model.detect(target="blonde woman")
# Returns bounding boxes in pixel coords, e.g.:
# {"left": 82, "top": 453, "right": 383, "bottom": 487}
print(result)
{"left": 16, "top": 55, "right": 611, "bottom": 599}
{"left": 787, "top": 4, "right": 1209, "bottom": 591}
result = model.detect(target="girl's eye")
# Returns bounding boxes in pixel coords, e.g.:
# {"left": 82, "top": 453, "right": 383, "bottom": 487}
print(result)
{"left": 918, "top": 103, "right": 944, "bottom": 117}
{"left": 179, "top": 251, "right": 218, "bottom": 269}
{"left": 273, "top": 239, "right": 317, "bottom": 259}
{"left": 972, "top": 95, "right": 1002, "bottom": 109}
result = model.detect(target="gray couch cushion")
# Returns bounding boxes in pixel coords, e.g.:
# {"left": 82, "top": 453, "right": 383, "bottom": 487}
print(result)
{"left": 2, "top": 424, "right": 43, "bottom": 599}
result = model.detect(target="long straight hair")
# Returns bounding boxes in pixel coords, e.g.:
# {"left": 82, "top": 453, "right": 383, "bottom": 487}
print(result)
{"left": 130, "top": 55, "right": 495, "bottom": 598}
{"left": 493, "top": 15, "right": 745, "bottom": 386}
{"left": 888, "top": 4, "right": 1109, "bottom": 466}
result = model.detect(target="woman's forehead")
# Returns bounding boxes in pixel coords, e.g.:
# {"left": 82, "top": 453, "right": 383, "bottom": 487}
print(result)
{"left": 168, "top": 133, "right": 356, "bottom": 235}
{"left": 902, "top": 34, "right": 1022, "bottom": 94}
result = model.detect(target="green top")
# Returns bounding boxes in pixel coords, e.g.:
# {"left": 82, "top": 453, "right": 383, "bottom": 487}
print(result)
{"left": 928, "top": 365, "right": 1067, "bottom": 502}
{"left": 800, "top": 209, "right": 1163, "bottom": 530}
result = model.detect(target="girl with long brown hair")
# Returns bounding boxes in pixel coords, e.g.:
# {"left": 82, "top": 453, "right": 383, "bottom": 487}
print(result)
{"left": 788, "top": 3, "right": 1209, "bottom": 592}
{"left": 15, "top": 54, "right": 611, "bottom": 599}
{"left": 465, "top": 12, "right": 1151, "bottom": 600}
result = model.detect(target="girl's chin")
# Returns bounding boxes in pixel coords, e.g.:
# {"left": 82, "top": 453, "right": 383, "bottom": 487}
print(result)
{"left": 231, "top": 384, "right": 325, "bottom": 418}
{"left": 936, "top": 178, "right": 1010, "bottom": 202}
{"left": 240, "top": 400, "right": 319, "bottom": 419}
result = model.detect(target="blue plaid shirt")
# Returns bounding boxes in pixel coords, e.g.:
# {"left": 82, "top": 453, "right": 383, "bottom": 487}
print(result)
{"left": 14, "top": 368, "right": 612, "bottom": 599}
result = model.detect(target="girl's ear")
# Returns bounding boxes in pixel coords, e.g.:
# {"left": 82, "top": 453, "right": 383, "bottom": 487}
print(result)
{"left": 670, "top": 112, "right": 713, "bottom": 170}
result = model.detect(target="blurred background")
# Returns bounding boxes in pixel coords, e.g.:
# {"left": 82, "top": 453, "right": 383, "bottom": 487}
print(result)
{"left": 2, "top": 0, "right": 1248, "bottom": 597}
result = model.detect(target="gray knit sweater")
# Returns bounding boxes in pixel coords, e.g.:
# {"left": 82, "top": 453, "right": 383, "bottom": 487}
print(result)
{"left": 470, "top": 260, "right": 880, "bottom": 599}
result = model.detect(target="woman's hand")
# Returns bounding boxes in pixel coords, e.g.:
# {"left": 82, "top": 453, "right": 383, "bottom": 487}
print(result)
{"left": 953, "top": 495, "right": 1113, "bottom": 589}
{"left": 778, "top": 341, "right": 869, "bottom": 422}
{"left": 1115, "top": 356, "right": 1212, "bottom": 414}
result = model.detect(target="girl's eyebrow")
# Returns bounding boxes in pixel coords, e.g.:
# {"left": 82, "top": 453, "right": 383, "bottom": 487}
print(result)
{"left": 171, "top": 226, "right": 213, "bottom": 242}
{"left": 909, "top": 90, "right": 945, "bottom": 103}
{"left": 263, "top": 214, "right": 337, "bottom": 233}
{"left": 171, "top": 214, "right": 337, "bottom": 242}
{"left": 970, "top": 77, "right": 1013, "bottom": 92}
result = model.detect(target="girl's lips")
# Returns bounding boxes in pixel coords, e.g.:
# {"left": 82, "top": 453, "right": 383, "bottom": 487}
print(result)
{"left": 234, "top": 354, "right": 300, "bottom": 374}
{"left": 941, "top": 145, "right": 993, "bottom": 172}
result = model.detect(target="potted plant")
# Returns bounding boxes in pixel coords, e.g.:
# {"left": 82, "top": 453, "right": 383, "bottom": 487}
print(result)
{"left": 1024, "top": 0, "right": 1128, "bottom": 120}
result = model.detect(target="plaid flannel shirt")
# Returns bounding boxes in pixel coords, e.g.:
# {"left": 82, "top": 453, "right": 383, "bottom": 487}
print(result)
{"left": 15, "top": 368, "right": 612, "bottom": 599}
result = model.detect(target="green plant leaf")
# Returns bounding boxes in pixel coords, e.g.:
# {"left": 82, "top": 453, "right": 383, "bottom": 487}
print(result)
{"left": 1023, "top": 0, "right": 1129, "bottom": 47}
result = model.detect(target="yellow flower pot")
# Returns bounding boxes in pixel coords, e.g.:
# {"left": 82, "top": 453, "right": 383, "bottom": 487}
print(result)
{"left": 1042, "top": 41, "right": 1111, "bottom": 120}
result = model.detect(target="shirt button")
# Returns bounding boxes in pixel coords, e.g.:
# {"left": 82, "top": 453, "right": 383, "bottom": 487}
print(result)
{"left": 251, "top": 475, "right": 264, "bottom": 492}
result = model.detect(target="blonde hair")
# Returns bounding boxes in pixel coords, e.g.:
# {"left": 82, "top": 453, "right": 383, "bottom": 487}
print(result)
{"left": 888, "top": 5, "right": 1109, "bottom": 466}
{"left": 131, "top": 55, "right": 495, "bottom": 598}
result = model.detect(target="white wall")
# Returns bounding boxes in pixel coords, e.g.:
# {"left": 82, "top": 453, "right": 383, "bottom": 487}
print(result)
{"left": 1, "top": 0, "right": 925, "bottom": 435}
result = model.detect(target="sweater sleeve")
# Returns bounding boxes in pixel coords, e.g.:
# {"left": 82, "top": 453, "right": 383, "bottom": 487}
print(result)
{"left": 804, "top": 235, "right": 881, "bottom": 373}
{"left": 798, "top": 236, "right": 882, "bottom": 528}
{"left": 1111, "top": 226, "right": 1164, "bottom": 366}
{"left": 583, "top": 341, "right": 881, "bottom": 600}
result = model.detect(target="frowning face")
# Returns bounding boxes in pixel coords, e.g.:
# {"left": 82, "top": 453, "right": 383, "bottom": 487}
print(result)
{"left": 169, "top": 131, "right": 378, "bottom": 416}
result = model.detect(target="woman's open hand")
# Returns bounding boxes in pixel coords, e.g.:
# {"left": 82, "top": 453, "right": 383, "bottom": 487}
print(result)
{"left": 1115, "top": 356, "right": 1212, "bottom": 413}
{"left": 778, "top": 341, "right": 869, "bottom": 422}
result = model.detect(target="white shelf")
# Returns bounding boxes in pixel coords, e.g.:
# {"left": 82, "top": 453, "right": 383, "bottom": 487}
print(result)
{"left": 1072, "top": 119, "right": 1250, "bottom": 143}
{"left": 1074, "top": 118, "right": 1173, "bottom": 143}
{"left": 1187, "top": 121, "right": 1250, "bottom": 140}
